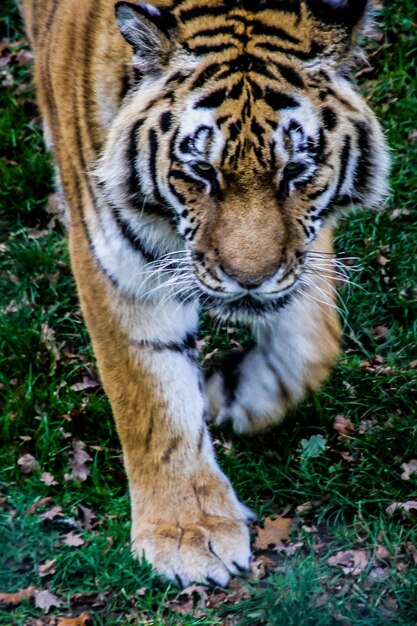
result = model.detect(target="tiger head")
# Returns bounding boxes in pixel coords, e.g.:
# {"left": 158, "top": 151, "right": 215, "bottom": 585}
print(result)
{"left": 99, "top": 0, "right": 389, "bottom": 318}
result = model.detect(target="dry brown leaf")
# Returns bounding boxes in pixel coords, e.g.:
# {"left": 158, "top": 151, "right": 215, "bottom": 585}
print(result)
{"left": 403, "top": 542, "right": 417, "bottom": 565}
{"left": 333, "top": 415, "right": 354, "bottom": 438}
{"left": 295, "top": 497, "right": 328, "bottom": 515}
{"left": 168, "top": 584, "right": 208, "bottom": 616}
{"left": 0, "top": 586, "right": 36, "bottom": 605}
{"left": 369, "top": 325, "right": 390, "bottom": 339}
{"left": 28, "top": 228, "right": 49, "bottom": 240}
{"left": 327, "top": 549, "right": 369, "bottom": 576}
{"left": 62, "top": 532, "right": 84, "bottom": 547}
{"left": 17, "top": 453, "right": 40, "bottom": 474}
{"left": 77, "top": 504, "right": 96, "bottom": 530}
{"left": 41, "top": 505, "right": 63, "bottom": 521}
{"left": 275, "top": 540, "right": 304, "bottom": 556}
{"left": 57, "top": 612, "right": 90, "bottom": 626}
{"left": 38, "top": 559, "right": 56, "bottom": 578}
{"left": 41, "top": 472, "right": 59, "bottom": 486}
{"left": 400, "top": 460, "right": 417, "bottom": 480}
{"left": 26, "top": 497, "right": 53, "bottom": 516}
{"left": 69, "top": 440, "right": 92, "bottom": 481}
{"left": 254, "top": 516, "right": 292, "bottom": 550}
{"left": 16, "top": 48, "right": 34, "bottom": 65}
{"left": 408, "top": 129, "right": 417, "bottom": 143}
{"left": 249, "top": 555, "right": 276, "bottom": 581}
{"left": 386, "top": 500, "right": 417, "bottom": 516}
{"left": 375, "top": 546, "right": 391, "bottom": 561}
{"left": 70, "top": 377, "right": 99, "bottom": 392}
{"left": 34, "top": 590, "right": 63, "bottom": 612}
{"left": 377, "top": 254, "right": 390, "bottom": 267}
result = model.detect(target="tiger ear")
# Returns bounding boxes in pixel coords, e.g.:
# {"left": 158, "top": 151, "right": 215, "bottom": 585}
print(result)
{"left": 115, "top": 2, "right": 177, "bottom": 73}
{"left": 305, "top": 0, "right": 368, "bottom": 30}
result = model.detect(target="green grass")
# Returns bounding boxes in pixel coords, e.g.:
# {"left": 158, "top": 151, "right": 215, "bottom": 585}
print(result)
{"left": 1, "top": 0, "right": 417, "bottom": 624}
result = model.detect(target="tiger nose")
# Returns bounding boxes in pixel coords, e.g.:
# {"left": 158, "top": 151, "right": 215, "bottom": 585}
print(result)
{"left": 220, "top": 265, "right": 275, "bottom": 290}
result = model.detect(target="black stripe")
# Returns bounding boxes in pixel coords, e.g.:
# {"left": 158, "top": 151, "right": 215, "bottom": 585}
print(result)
{"left": 135, "top": 334, "right": 198, "bottom": 358}
{"left": 318, "top": 135, "right": 351, "bottom": 219}
{"left": 215, "top": 350, "right": 247, "bottom": 405}
{"left": 229, "top": 79, "right": 244, "bottom": 100}
{"left": 112, "top": 208, "right": 158, "bottom": 263}
{"left": 250, "top": 118, "right": 265, "bottom": 145}
{"left": 195, "top": 88, "right": 228, "bottom": 109}
{"left": 192, "top": 62, "right": 223, "bottom": 89}
{"left": 256, "top": 41, "right": 325, "bottom": 59}
{"left": 120, "top": 64, "right": 131, "bottom": 101}
{"left": 297, "top": 218, "right": 310, "bottom": 238}
{"left": 149, "top": 128, "right": 167, "bottom": 207}
{"left": 335, "top": 135, "right": 351, "bottom": 200}
{"left": 322, "top": 106, "right": 338, "bottom": 131}
{"left": 192, "top": 25, "right": 237, "bottom": 38}
{"left": 240, "top": 0, "right": 300, "bottom": 13}
{"left": 127, "top": 118, "right": 146, "bottom": 203}
{"left": 179, "top": 5, "right": 225, "bottom": 21}
{"left": 82, "top": 3, "right": 101, "bottom": 155}
{"left": 160, "top": 111, "right": 173, "bottom": 133}
{"left": 168, "top": 180, "right": 187, "bottom": 206}
{"left": 353, "top": 120, "right": 372, "bottom": 194}
{"left": 264, "top": 88, "right": 298, "bottom": 110}
{"left": 308, "top": 183, "right": 329, "bottom": 200}
{"left": 275, "top": 62, "right": 305, "bottom": 88}
{"left": 250, "top": 21, "right": 301, "bottom": 45}
{"left": 185, "top": 42, "right": 233, "bottom": 55}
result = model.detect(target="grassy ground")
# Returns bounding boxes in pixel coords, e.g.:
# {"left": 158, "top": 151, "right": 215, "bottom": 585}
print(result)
{"left": 1, "top": 0, "right": 417, "bottom": 624}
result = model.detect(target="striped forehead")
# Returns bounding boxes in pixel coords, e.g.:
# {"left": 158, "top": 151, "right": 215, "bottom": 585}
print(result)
{"left": 176, "top": 2, "right": 313, "bottom": 57}
{"left": 175, "top": 86, "right": 320, "bottom": 168}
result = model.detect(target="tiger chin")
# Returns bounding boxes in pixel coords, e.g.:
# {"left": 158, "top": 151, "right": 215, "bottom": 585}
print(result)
{"left": 21, "top": 0, "right": 389, "bottom": 587}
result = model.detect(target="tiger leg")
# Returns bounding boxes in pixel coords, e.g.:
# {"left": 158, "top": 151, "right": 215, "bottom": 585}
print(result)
{"left": 70, "top": 227, "right": 252, "bottom": 587}
{"left": 207, "top": 228, "right": 342, "bottom": 435}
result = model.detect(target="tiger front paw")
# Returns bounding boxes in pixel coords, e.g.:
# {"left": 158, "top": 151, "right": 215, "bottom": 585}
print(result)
{"left": 206, "top": 369, "right": 287, "bottom": 435}
{"left": 132, "top": 515, "right": 251, "bottom": 587}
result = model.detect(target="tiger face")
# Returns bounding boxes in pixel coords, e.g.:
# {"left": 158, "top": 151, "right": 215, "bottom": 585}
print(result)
{"left": 98, "top": 0, "right": 389, "bottom": 319}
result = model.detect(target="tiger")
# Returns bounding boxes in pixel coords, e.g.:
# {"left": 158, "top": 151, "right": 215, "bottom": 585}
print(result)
{"left": 21, "top": 0, "right": 389, "bottom": 587}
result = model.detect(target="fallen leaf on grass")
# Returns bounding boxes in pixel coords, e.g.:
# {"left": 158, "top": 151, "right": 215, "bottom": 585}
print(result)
{"left": 77, "top": 504, "right": 96, "bottom": 530}
{"left": 0, "top": 586, "right": 36, "bottom": 605}
{"left": 377, "top": 254, "right": 390, "bottom": 267}
{"left": 57, "top": 612, "right": 90, "bottom": 626}
{"left": 254, "top": 516, "right": 292, "bottom": 550}
{"left": 249, "top": 555, "right": 276, "bottom": 581}
{"left": 369, "top": 325, "right": 390, "bottom": 339}
{"left": 70, "top": 377, "right": 99, "bottom": 392}
{"left": 18, "top": 453, "right": 40, "bottom": 474}
{"left": 168, "top": 584, "right": 208, "bottom": 617}
{"left": 403, "top": 542, "right": 417, "bottom": 565}
{"left": 299, "top": 434, "right": 327, "bottom": 459}
{"left": 328, "top": 550, "right": 369, "bottom": 576}
{"left": 275, "top": 540, "right": 304, "bottom": 556}
{"left": 375, "top": 546, "right": 391, "bottom": 561}
{"left": 28, "top": 228, "right": 49, "bottom": 240}
{"left": 296, "top": 498, "right": 328, "bottom": 515}
{"left": 26, "top": 497, "right": 53, "bottom": 516}
{"left": 41, "top": 472, "right": 59, "bottom": 486}
{"left": 68, "top": 440, "right": 92, "bottom": 481}
{"left": 333, "top": 415, "right": 354, "bottom": 438}
{"left": 41, "top": 505, "right": 63, "bottom": 521}
{"left": 35, "top": 590, "right": 63, "bottom": 612}
{"left": 386, "top": 501, "right": 417, "bottom": 516}
{"left": 400, "top": 460, "right": 417, "bottom": 480}
{"left": 38, "top": 559, "right": 56, "bottom": 578}
{"left": 61, "top": 532, "right": 84, "bottom": 547}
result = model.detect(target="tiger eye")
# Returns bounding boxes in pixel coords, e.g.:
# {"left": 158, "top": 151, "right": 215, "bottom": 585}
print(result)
{"left": 194, "top": 162, "right": 214, "bottom": 173}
